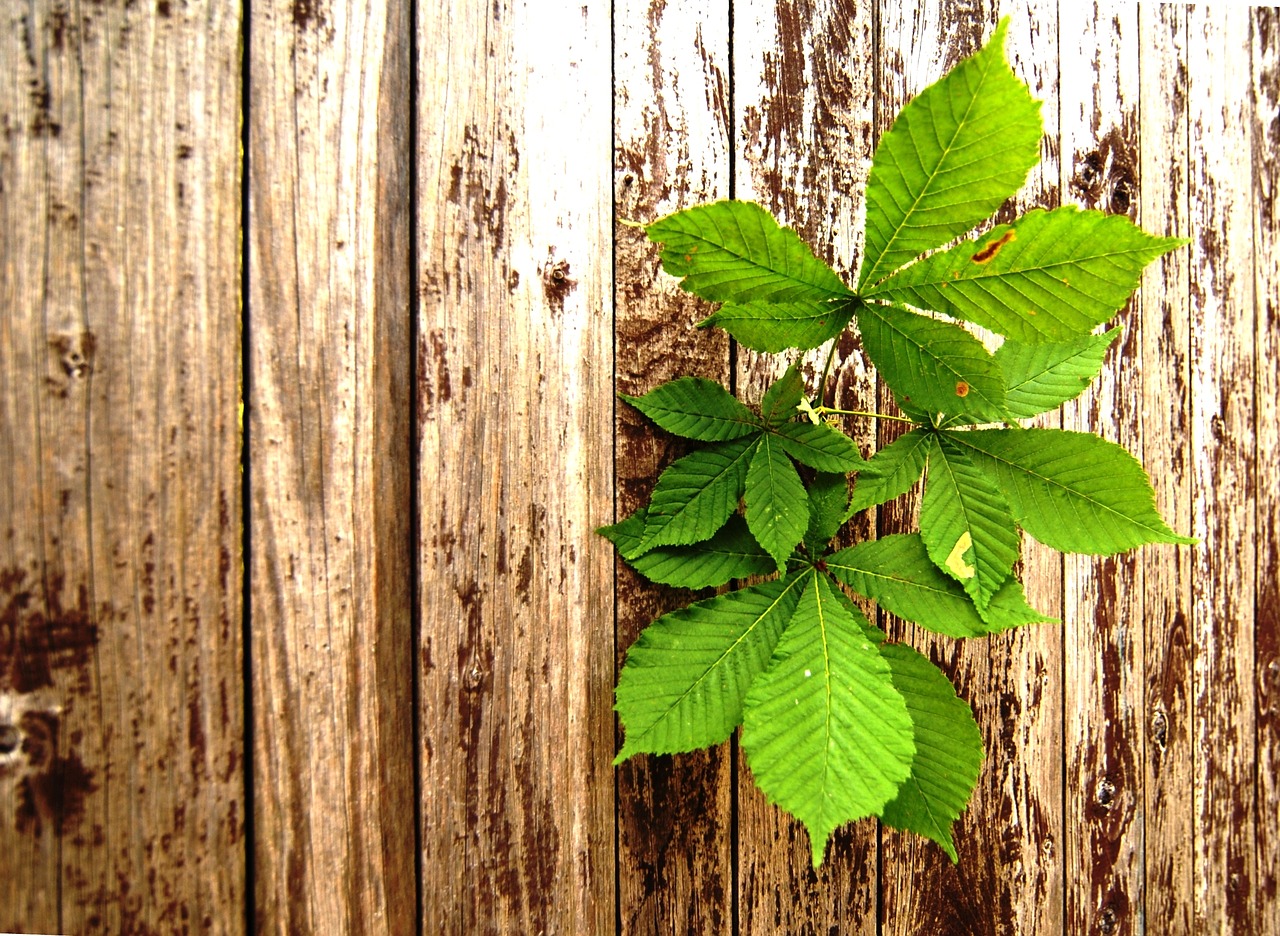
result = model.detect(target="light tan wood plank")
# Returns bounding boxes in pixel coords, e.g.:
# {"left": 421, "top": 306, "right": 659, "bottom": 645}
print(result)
{"left": 1058, "top": 6, "right": 1147, "bottom": 935}
{"left": 248, "top": 1, "right": 416, "bottom": 932}
{"left": 1185, "top": 8, "right": 1259, "bottom": 932}
{"left": 1252, "top": 11, "right": 1280, "bottom": 932}
{"left": 732, "top": 1, "right": 880, "bottom": 929}
{"left": 0, "top": 1, "right": 244, "bottom": 932}
{"left": 874, "top": 6, "right": 1066, "bottom": 934}
{"left": 418, "top": 2, "right": 615, "bottom": 932}
{"left": 613, "top": 2, "right": 736, "bottom": 932}
{"left": 1138, "top": 7, "right": 1196, "bottom": 934}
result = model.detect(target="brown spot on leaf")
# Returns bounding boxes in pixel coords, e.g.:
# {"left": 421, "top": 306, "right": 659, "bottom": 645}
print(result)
{"left": 971, "top": 229, "right": 1016, "bottom": 264}
{"left": 955, "top": 381, "right": 970, "bottom": 398}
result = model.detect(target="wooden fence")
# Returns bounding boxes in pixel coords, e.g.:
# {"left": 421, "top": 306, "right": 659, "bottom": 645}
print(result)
{"left": 1, "top": 1, "right": 1276, "bottom": 933}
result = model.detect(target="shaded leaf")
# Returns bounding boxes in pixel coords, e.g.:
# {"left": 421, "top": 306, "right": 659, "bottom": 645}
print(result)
{"left": 760, "top": 363, "right": 807, "bottom": 428}
{"left": 621, "top": 377, "right": 761, "bottom": 441}
{"left": 629, "top": 436, "right": 755, "bottom": 557}
{"left": 600, "top": 511, "right": 776, "bottom": 589}
{"left": 773, "top": 421, "right": 864, "bottom": 472}
{"left": 805, "top": 473, "right": 851, "bottom": 554}
{"left": 701, "top": 299, "right": 856, "bottom": 353}
{"left": 745, "top": 435, "right": 810, "bottom": 571}
{"left": 848, "top": 429, "right": 931, "bottom": 516}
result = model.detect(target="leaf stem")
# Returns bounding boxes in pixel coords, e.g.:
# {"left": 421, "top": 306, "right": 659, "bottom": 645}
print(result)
{"left": 815, "top": 406, "right": 916, "bottom": 425}
{"left": 817, "top": 338, "right": 839, "bottom": 405}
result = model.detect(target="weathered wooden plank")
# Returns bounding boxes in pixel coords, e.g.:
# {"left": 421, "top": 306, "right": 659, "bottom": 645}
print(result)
{"left": 732, "top": 1, "right": 881, "bottom": 929}
{"left": 1252, "top": 12, "right": 1280, "bottom": 931}
{"left": 248, "top": 1, "right": 416, "bottom": 932}
{"left": 418, "top": 3, "right": 615, "bottom": 933}
{"left": 0, "top": 1, "right": 244, "bottom": 932}
{"left": 874, "top": 6, "right": 1066, "bottom": 934}
{"left": 1058, "top": 7, "right": 1147, "bottom": 935}
{"left": 613, "top": 2, "right": 735, "bottom": 933}
{"left": 1138, "top": 7, "right": 1196, "bottom": 934}
{"left": 1185, "top": 8, "right": 1259, "bottom": 932}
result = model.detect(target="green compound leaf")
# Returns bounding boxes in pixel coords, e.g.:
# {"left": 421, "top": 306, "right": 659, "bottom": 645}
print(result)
{"left": 848, "top": 429, "right": 931, "bottom": 516}
{"left": 826, "top": 534, "right": 1004, "bottom": 638}
{"left": 628, "top": 436, "right": 756, "bottom": 558}
{"left": 865, "top": 208, "right": 1187, "bottom": 343}
{"left": 647, "top": 200, "right": 852, "bottom": 303}
{"left": 745, "top": 434, "right": 811, "bottom": 571}
{"left": 858, "top": 17, "right": 1042, "bottom": 289}
{"left": 995, "top": 327, "right": 1121, "bottom": 419}
{"left": 920, "top": 435, "right": 1021, "bottom": 610}
{"left": 760, "top": 363, "right": 807, "bottom": 428}
{"left": 741, "top": 572, "right": 915, "bottom": 867}
{"left": 773, "top": 421, "right": 864, "bottom": 472}
{"left": 950, "top": 428, "right": 1196, "bottom": 554}
{"left": 805, "top": 473, "right": 851, "bottom": 555}
{"left": 599, "top": 511, "right": 775, "bottom": 589}
{"left": 879, "top": 642, "right": 983, "bottom": 863}
{"left": 701, "top": 299, "right": 856, "bottom": 353}
{"left": 621, "top": 377, "right": 761, "bottom": 441}
{"left": 614, "top": 573, "right": 809, "bottom": 763}
{"left": 854, "top": 303, "right": 1008, "bottom": 422}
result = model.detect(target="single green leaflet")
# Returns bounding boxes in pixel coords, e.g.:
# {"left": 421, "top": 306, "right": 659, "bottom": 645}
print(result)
{"left": 826, "top": 534, "right": 1007, "bottom": 638}
{"left": 647, "top": 200, "right": 852, "bottom": 303}
{"left": 854, "top": 303, "right": 1008, "bottom": 422}
{"left": 866, "top": 208, "right": 1187, "bottom": 342}
{"left": 805, "top": 473, "right": 851, "bottom": 555}
{"left": 919, "top": 434, "right": 1021, "bottom": 610}
{"left": 745, "top": 433, "right": 810, "bottom": 571}
{"left": 740, "top": 572, "right": 915, "bottom": 867}
{"left": 599, "top": 511, "right": 775, "bottom": 589}
{"left": 879, "top": 642, "right": 983, "bottom": 863}
{"left": 629, "top": 435, "right": 755, "bottom": 557}
{"left": 759, "top": 363, "right": 806, "bottom": 427}
{"left": 847, "top": 428, "right": 931, "bottom": 516}
{"left": 614, "top": 573, "right": 808, "bottom": 762}
{"left": 772, "top": 421, "right": 863, "bottom": 472}
{"left": 700, "top": 299, "right": 856, "bottom": 353}
{"left": 949, "top": 428, "right": 1195, "bottom": 554}
{"left": 621, "top": 376, "right": 761, "bottom": 441}
{"left": 995, "top": 327, "right": 1122, "bottom": 419}
{"left": 858, "top": 17, "right": 1042, "bottom": 288}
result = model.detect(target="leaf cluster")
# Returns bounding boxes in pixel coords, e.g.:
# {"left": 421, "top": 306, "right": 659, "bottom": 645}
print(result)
{"left": 603, "top": 18, "right": 1190, "bottom": 867}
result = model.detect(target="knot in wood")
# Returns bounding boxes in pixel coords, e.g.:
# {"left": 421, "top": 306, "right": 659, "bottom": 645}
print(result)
{"left": 0, "top": 722, "right": 19, "bottom": 755}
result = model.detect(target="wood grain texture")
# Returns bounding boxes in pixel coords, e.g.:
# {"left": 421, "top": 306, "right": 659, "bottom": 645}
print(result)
{"left": 1138, "top": 7, "right": 1196, "bottom": 935}
{"left": 732, "top": 2, "right": 881, "bottom": 930}
{"left": 0, "top": 0, "right": 244, "bottom": 933}
{"left": 248, "top": 1, "right": 416, "bottom": 933}
{"left": 1059, "top": 7, "right": 1146, "bottom": 935}
{"left": 418, "top": 2, "right": 615, "bottom": 933}
{"left": 613, "top": 2, "right": 735, "bottom": 932}
{"left": 874, "top": 6, "right": 1065, "bottom": 934}
{"left": 1252, "top": 11, "right": 1280, "bottom": 931}
{"left": 1185, "top": 8, "right": 1258, "bottom": 933}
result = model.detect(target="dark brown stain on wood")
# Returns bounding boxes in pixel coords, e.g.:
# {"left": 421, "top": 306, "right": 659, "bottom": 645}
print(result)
{"left": 0, "top": 566, "right": 100, "bottom": 694}
{"left": 14, "top": 710, "right": 96, "bottom": 837}
{"left": 1071, "top": 125, "right": 1139, "bottom": 217}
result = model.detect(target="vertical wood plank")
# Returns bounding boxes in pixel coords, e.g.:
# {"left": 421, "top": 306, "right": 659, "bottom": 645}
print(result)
{"left": 1252, "top": 11, "right": 1280, "bottom": 931}
{"left": 1185, "top": 8, "right": 1258, "bottom": 933}
{"left": 1138, "top": 7, "right": 1195, "bottom": 934}
{"left": 613, "top": 2, "right": 735, "bottom": 932}
{"left": 876, "top": 6, "right": 1065, "bottom": 934}
{"left": 248, "top": 0, "right": 416, "bottom": 932}
{"left": 418, "top": 2, "right": 615, "bottom": 933}
{"left": 1058, "top": 7, "right": 1147, "bottom": 935}
{"left": 1, "top": 1, "right": 244, "bottom": 933}
{"left": 731, "top": 1, "right": 880, "bottom": 929}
